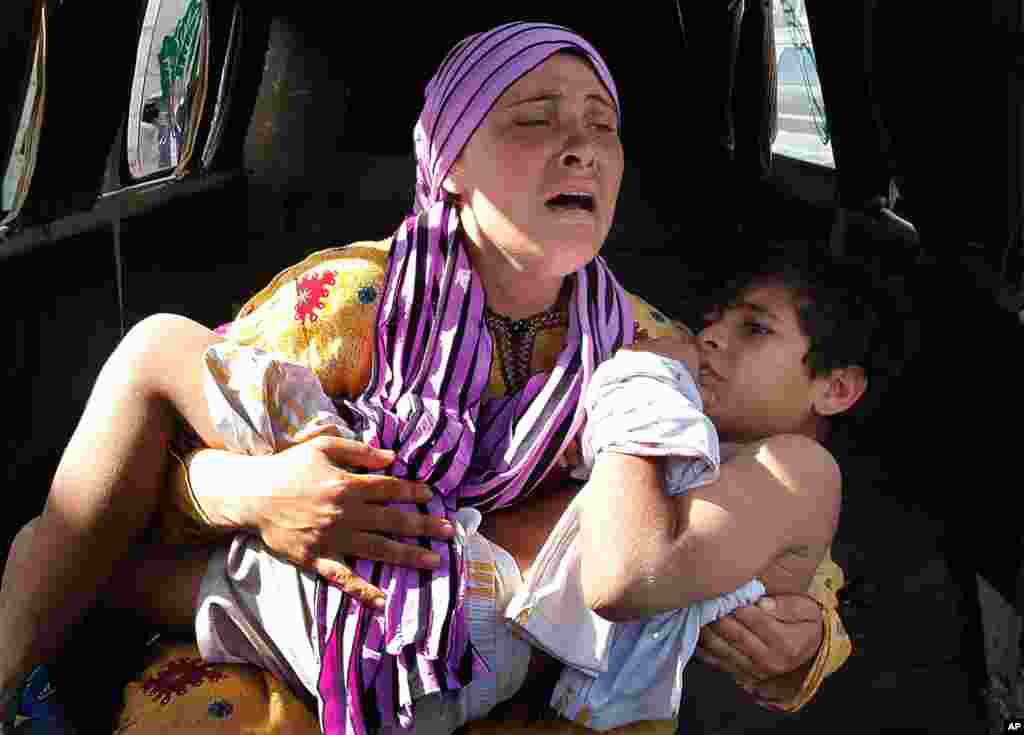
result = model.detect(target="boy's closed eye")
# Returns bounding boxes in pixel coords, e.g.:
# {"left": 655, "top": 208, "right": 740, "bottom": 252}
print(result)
{"left": 744, "top": 320, "right": 773, "bottom": 336}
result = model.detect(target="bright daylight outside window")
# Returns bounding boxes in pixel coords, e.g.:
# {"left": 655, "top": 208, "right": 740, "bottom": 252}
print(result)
{"left": 772, "top": 0, "right": 834, "bottom": 167}
{"left": 127, "top": 0, "right": 204, "bottom": 179}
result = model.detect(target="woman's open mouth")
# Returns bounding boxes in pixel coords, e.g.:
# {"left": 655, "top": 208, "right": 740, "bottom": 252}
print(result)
{"left": 545, "top": 192, "right": 596, "bottom": 213}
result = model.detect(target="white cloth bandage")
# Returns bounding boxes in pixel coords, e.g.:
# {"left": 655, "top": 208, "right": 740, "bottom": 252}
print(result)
{"left": 581, "top": 348, "right": 720, "bottom": 494}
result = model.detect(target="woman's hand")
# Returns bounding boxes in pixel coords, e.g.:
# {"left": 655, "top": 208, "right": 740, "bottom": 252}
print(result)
{"left": 695, "top": 594, "right": 824, "bottom": 707}
{"left": 189, "top": 436, "right": 456, "bottom": 609}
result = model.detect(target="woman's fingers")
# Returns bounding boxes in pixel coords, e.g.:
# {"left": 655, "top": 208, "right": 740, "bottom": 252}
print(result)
{"left": 343, "top": 472, "right": 434, "bottom": 505}
{"left": 725, "top": 597, "right": 823, "bottom": 676}
{"left": 337, "top": 475, "right": 455, "bottom": 543}
{"left": 696, "top": 624, "right": 759, "bottom": 679}
{"left": 312, "top": 558, "right": 386, "bottom": 610}
{"left": 256, "top": 438, "right": 461, "bottom": 588}
{"left": 313, "top": 435, "right": 398, "bottom": 471}
{"left": 341, "top": 503, "right": 455, "bottom": 543}
{"left": 311, "top": 520, "right": 457, "bottom": 608}
{"left": 342, "top": 529, "right": 445, "bottom": 570}
{"left": 697, "top": 596, "right": 824, "bottom": 682}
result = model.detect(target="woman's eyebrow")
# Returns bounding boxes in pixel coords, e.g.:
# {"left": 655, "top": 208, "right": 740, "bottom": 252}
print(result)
{"left": 505, "top": 92, "right": 559, "bottom": 108}
{"left": 505, "top": 90, "right": 615, "bottom": 111}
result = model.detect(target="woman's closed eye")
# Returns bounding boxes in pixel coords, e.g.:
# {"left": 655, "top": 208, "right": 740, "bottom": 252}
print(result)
{"left": 516, "top": 118, "right": 549, "bottom": 127}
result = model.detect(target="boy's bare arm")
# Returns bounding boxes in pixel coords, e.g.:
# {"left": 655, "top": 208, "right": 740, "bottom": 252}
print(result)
{"left": 579, "top": 434, "right": 840, "bottom": 622}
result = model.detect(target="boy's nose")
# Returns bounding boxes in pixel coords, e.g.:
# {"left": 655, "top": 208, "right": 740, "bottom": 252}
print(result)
{"left": 698, "top": 325, "right": 724, "bottom": 351}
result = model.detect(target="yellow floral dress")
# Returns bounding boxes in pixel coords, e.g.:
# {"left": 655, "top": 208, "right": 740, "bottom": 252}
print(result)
{"left": 120, "top": 240, "right": 851, "bottom": 734}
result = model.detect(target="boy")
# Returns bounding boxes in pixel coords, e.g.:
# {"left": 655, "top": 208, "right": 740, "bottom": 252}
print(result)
{"left": 473, "top": 248, "right": 882, "bottom": 728}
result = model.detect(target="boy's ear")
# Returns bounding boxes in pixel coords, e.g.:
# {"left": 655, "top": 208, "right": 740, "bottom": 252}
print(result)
{"left": 813, "top": 366, "right": 867, "bottom": 417}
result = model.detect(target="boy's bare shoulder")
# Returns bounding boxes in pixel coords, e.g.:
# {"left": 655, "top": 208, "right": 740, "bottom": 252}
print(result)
{"left": 729, "top": 434, "right": 841, "bottom": 506}
{"left": 728, "top": 436, "right": 842, "bottom": 589}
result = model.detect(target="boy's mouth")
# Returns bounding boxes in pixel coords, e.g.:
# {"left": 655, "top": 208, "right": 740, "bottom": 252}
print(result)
{"left": 698, "top": 364, "right": 722, "bottom": 383}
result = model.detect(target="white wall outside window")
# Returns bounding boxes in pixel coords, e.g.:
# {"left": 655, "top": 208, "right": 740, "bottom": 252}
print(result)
{"left": 772, "top": 0, "right": 834, "bottom": 168}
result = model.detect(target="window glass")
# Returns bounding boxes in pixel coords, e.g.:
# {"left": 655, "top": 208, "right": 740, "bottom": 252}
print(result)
{"left": 777, "top": 47, "right": 820, "bottom": 87}
{"left": 2, "top": 11, "right": 45, "bottom": 221}
{"left": 201, "top": 1, "right": 241, "bottom": 168}
{"left": 1, "top": 60, "right": 39, "bottom": 213}
{"left": 127, "top": 0, "right": 204, "bottom": 179}
{"left": 773, "top": 0, "right": 834, "bottom": 167}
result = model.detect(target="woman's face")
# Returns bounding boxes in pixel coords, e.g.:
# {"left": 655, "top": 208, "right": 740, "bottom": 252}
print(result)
{"left": 448, "top": 52, "right": 624, "bottom": 278}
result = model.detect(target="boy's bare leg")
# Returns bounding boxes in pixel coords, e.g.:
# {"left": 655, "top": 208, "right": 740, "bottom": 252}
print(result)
{"left": 0, "top": 315, "right": 224, "bottom": 697}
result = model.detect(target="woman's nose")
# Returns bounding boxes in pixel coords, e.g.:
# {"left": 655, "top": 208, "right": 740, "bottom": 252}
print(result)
{"left": 559, "top": 125, "right": 596, "bottom": 169}
{"left": 560, "top": 151, "right": 592, "bottom": 168}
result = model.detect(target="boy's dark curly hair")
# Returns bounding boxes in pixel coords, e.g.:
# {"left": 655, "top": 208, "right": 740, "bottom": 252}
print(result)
{"left": 705, "top": 242, "right": 915, "bottom": 424}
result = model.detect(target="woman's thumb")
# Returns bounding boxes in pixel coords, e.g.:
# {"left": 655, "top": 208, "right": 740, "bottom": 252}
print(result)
{"left": 757, "top": 594, "right": 821, "bottom": 622}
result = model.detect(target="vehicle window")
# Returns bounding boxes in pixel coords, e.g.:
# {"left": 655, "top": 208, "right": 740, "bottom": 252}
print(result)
{"left": 773, "top": 0, "right": 833, "bottom": 167}
{"left": 201, "top": 1, "right": 241, "bottom": 168}
{"left": 777, "top": 47, "right": 820, "bottom": 87}
{"left": 127, "top": 0, "right": 205, "bottom": 179}
{"left": 2, "top": 8, "right": 45, "bottom": 223}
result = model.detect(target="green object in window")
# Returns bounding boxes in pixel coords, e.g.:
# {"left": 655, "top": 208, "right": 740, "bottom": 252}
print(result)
{"left": 158, "top": 0, "right": 202, "bottom": 100}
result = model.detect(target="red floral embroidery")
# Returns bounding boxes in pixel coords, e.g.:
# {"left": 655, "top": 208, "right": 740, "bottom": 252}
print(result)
{"left": 295, "top": 271, "right": 337, "bottom": 324}
{"left": 141, "top": 658, "right": 227, "bottom": 705}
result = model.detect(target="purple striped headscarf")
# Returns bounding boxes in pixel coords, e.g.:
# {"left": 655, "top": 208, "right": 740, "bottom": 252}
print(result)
{"left": 414, "top": 21, "right": 621, "bottom": 214}
{"left": 317, "top": 22, "right": 633, "bottom": 735}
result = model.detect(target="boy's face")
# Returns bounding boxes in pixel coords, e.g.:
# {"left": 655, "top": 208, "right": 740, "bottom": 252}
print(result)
{"left": 696, "top": 281, "right": 826, "bottom": 442}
